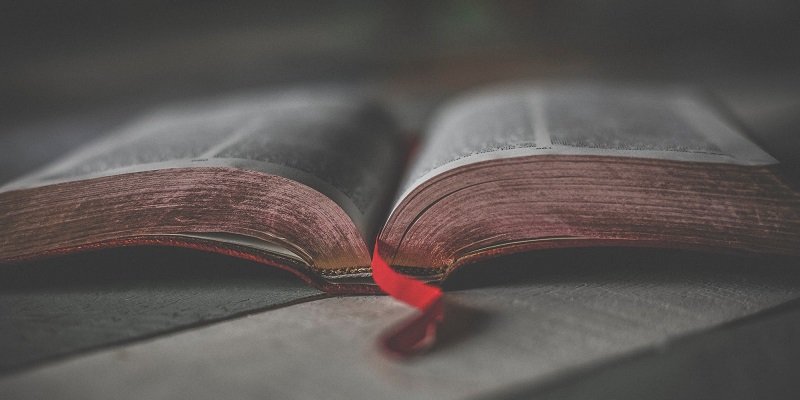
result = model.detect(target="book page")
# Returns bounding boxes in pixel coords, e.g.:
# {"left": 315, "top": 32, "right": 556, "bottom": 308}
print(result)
{"left": 2, "top": 88, "right": 404, "bottom": 238}
{"left": 396, "top": 83, "right": 778, "bottom": 205}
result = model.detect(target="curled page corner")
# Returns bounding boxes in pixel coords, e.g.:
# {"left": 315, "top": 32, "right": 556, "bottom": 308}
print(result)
{"left": 371, "top": 241, "right": 445, "bottom": 358}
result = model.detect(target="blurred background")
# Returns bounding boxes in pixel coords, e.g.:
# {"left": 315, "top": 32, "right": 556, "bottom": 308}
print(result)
{"left": 1, "top": 0, "right": 800, "bottom": 181}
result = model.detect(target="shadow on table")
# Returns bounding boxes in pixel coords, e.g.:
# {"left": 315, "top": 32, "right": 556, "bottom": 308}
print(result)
{"left": 442, "top": 247, "right": 800, "bottom": 291}
{"left": 0, "top": 247, "right": 325, "bottom": 374}
{"left": 440, "top": 248, "right": 800, "bottom": 400}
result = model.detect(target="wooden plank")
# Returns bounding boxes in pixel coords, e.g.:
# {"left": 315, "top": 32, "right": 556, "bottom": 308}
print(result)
{"left": 484, "top": 299, "right": 800, "bottom": 400}
{"left": 0, "top": 247, "right": 324, "bottom": 373}
{"left": 2, "top": 249, "right": 799, "bottom": 399}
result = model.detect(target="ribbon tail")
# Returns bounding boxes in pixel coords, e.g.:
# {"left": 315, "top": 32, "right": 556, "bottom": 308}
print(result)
{"left": 371, "top": 241, "right": 445, "bottom": 357}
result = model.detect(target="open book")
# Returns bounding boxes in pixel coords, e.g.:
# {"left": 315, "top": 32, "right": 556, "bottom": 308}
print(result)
{"left": 2, "top": 84, "right": 799, "bottom": 294}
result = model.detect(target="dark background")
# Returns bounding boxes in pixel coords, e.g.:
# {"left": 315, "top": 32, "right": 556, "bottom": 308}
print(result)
{"left": 2, "top": 0, "right": 799, "bottom": 119}
{"left": 2, "top": 1, "right": 800, "bottom": 183}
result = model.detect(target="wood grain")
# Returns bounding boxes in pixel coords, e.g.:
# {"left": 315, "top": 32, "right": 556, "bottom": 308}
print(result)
{"left": 3, "top": 248, "right": 799, "bottom": 399}
{"left": 0, "top": 247, "right": 324, "bottom": 374}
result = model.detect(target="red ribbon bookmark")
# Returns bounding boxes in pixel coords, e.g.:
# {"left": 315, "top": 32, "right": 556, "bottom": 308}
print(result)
{"left": 371, "top": 241, "right": 445, "bottom": 357}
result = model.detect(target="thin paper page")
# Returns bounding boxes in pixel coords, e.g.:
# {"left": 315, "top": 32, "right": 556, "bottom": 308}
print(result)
{"left": 395, "top": 83, "right": 777, "bottom": 208}
{"left": 2, "top": 89, "right": 404, "bottom": 239}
